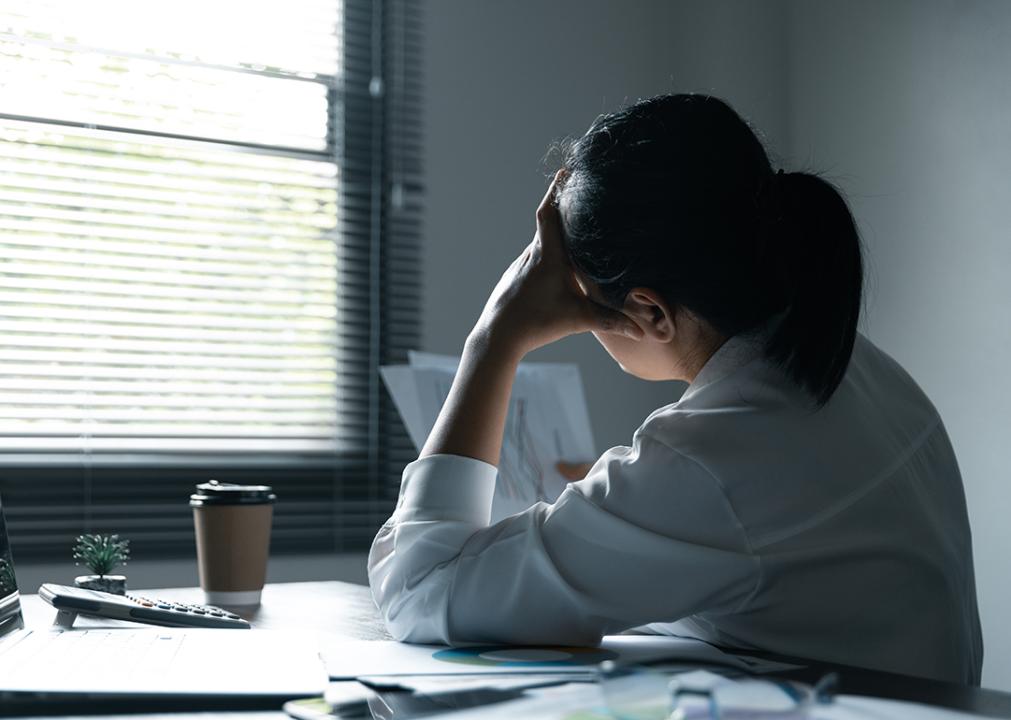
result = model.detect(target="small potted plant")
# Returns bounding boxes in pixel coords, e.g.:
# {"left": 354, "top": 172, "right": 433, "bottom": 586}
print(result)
{"left": 73, "top": 533, "right": 130, "bottom": 595}
{"left": 0, "top": 557, "right": 15, "bottom": 597}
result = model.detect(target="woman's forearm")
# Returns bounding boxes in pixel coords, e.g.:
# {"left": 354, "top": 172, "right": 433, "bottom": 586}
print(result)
{"left": 419, "top": 328, "right": 522, "bottom": 466}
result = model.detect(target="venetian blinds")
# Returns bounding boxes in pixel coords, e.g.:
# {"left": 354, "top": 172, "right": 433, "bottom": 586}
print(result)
{"left": 0, "top": 0, "right": 420, "bottom": 557}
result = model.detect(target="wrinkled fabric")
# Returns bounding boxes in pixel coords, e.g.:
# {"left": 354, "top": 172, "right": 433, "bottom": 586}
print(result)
{"left": 368, "top": 332, "right": 983, "bottom": 685}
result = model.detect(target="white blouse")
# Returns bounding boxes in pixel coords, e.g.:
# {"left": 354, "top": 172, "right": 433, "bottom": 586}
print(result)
{"left": 368, "top": 331, "right": 983, "bottom": 685}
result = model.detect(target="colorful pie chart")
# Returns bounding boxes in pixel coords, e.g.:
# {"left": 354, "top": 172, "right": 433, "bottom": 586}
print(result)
{"left": 432, "top": 645, "right": 618, "bottom": 667}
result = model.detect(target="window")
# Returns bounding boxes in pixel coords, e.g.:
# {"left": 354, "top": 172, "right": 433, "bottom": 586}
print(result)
{"left": 0, "top": 0, "right": 421, "bottom": 559}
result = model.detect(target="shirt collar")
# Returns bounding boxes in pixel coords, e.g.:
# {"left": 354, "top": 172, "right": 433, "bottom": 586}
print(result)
{"left": 679, "top": 318, "right": 779, "bottom": 402}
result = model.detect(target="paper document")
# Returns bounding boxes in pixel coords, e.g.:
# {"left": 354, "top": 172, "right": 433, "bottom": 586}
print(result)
{"left": 381, "top": 352, "right": 597, "bottom": 521}
{"left": 357, "top": 673, "right": 578, "bottom": 694}
{"left": 0, "top": 628, "right": 328, "bottom": 695}
{"left": 323, "top": 635, "right": 791, "bottom": 680}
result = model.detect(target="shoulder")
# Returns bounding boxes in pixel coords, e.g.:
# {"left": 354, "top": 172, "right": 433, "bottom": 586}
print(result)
{"left": 631, "top": 379, "right": 786, "bottom": 472}
{"left": 645, "top": 333, "right": 941, "bottom": 453}
{"left": 848, "top": 334, "right": 940, "bottom": 410}
{"left": 568, "top": 428, "right": 751, "bottom": 553}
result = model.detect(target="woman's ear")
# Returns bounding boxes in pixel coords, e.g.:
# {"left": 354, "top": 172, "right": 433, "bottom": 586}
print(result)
{"left": 624, "top": 288, "right": 676, "bottom": 342}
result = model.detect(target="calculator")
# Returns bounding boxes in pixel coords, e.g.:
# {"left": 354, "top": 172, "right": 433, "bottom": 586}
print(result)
{"left": 38, "top": 583, "right": 251, "bottom": 629}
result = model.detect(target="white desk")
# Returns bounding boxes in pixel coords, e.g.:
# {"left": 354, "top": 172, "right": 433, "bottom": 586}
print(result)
{"left": 20, "top": 580, "right": 391, "bottom": 641}
{"left": 13, "top": 581, "right": 1011, "bottom": 718}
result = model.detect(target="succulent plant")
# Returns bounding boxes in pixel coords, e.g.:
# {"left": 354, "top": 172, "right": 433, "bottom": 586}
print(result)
{"left": 73, "top": 534, "right": 130, "bottom": 577}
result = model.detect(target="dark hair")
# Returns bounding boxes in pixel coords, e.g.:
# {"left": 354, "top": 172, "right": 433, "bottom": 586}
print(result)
{"left": 556, "top": 93, "right": 863, "bottom": 407}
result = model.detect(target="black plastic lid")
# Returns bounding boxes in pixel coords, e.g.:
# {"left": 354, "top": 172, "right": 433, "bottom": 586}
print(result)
{"left": 190, "top": 480, "right": 276, "bottom": 507}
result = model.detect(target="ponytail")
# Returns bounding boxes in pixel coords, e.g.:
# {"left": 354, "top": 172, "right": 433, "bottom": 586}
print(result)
{"left": 760, "top": 171, "right": 863, "bottom": 407}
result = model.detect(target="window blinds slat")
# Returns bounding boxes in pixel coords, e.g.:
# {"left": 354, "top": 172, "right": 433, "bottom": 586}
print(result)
{"left": 0, "top": 128, "right": 337, "bottom": 184}
{"left": 0, "top": 365, "right": 336, "bottom": 384}
{"left": 0, "top": 306, "right": 335, "bottom": 332}
{"left": 0, "top": 205, "right": 339, "bottom": 239}
{"left": 1, "top": 252, "right": 336, "bottom": 281}
{"left": 0, "top": 437, "right": 350, "bottom": 452}
{"left": 0, "top": 321, "right": 335, "bottom": 346}
{"left": 0, "top": 242, "right": 337, "bottom": 273}
{"left": 0, "top": 285, "right": 338, "bottom": 310}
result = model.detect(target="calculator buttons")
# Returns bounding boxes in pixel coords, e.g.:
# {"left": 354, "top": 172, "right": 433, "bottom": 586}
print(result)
{"left": 42, "top": 583, "right": 251, "bottom": 629}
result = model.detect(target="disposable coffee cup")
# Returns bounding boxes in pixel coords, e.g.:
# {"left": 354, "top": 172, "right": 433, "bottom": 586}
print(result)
{"left": 190, "top": 480, "right": 276, "bottom": 607}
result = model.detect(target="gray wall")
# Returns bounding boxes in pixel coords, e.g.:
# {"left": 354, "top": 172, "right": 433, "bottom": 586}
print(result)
{"left": 421, "top": 0, "right": 788, "bottom": 451}
{"left": 785, "top": 0, "right": 1011, "bottom": 690}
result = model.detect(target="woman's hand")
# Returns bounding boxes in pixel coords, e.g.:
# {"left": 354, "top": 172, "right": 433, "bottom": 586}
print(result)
{"left": 420, "top": 172, "right": 642, "bottom": 467}
{"left": 470, "top": 171, "right": 643, "bottom": 360}
{"left": 556, "top": 461, "right": 594, "bottom": 481}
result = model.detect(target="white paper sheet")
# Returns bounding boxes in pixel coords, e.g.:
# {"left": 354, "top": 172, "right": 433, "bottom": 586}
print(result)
{"left": 322, "top": 635, "right": 792, "bottom": 680}
{"left": 356, "top": 673, "right": 576, "bottom": 694}
{"left": 381, "top": 353, "right": 598, "bottom": 522}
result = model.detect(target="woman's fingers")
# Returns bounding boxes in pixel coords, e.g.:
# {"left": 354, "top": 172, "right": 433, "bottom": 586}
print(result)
{"left": 536, "top": 169, "right": 566, "bottom": 220}
{"left": 536, "top": 172, "right": 641, "bottom": 341}
{"left": 535, "top": 170, "right": 567, "bottom": 261}
{"left": 586, "top": 299, "right": 644, "bottom": 340}
{"left": 476, "top": 169, "right": 632, "bottom": 355}
{"left": 556, "top": 461, "right": 594, "bottom": 481}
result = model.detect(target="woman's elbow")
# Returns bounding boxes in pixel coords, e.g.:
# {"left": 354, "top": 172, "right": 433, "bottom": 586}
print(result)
{"left": 374, "top": 580, "right": 605, "bottom": 647}
{"left": 369, "top": 565, "right": 451, "bottom": 644}
{"left": 376, "top": 588, "right": 451, "bottom": 644}
{"left": 383, "top": 608, "right": 430, "bottom": 643}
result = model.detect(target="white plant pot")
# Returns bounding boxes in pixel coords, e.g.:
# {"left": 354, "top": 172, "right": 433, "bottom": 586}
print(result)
{"left": 75, "top": 574, "right": 127, "bottom": 595}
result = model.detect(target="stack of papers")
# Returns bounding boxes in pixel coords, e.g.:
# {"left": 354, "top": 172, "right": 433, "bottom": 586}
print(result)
{"left": 348, "top": 675, "right": 992, "bottom": 720}
{"left": 322, "top": 635, "right": 800, "bottom": 681}
{"left": 315, "top": 636, "right": 804, "bottom": 720}
{"left": 381, "top": 352, "right": 598, "bottom": 521}
{"left": 317, "top": 662, "right": 988, "bottom": 720}
{"left": 379, "top": 679, "right": 993, "bottom": 720}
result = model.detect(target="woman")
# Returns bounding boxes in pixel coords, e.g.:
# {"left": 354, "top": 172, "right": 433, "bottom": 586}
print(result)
{"left": 368, "top": 94, "right": 983, "bottom": 685}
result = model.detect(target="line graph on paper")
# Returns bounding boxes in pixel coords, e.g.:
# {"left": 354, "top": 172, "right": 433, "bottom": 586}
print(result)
{"left": 430, "top": 378, "right": 549, "bottom": 505}
{"left": 499, "top": 398, "right": 548, "bottom": 501}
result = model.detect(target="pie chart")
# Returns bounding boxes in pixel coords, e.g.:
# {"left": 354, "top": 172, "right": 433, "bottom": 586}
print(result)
{"left": 432, "top": 645, "right": 618, "bottom": 667}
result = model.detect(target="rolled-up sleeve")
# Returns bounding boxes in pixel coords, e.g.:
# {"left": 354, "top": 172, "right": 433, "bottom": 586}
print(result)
{"left": 368, "top": 434, "right": 759, "bottom": 645}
